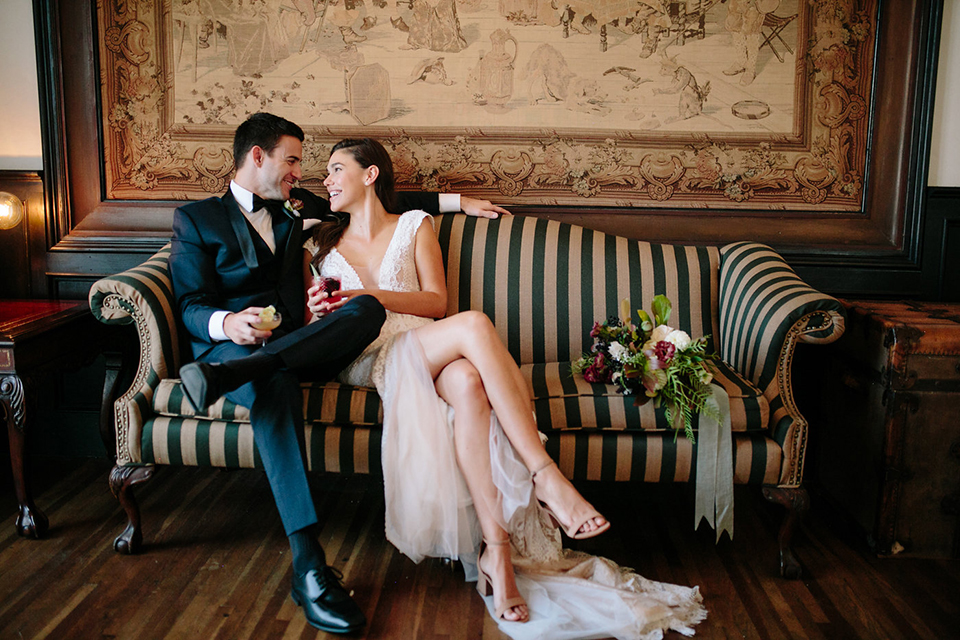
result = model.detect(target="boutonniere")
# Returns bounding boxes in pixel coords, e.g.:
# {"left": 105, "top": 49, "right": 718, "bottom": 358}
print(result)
{"left": 284, "top": 199, "right": 304, "bottom": 217}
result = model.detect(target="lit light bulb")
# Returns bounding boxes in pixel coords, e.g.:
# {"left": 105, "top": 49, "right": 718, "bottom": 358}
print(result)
{"left": 0, "top": 192, "right": 24, "bottom": 230}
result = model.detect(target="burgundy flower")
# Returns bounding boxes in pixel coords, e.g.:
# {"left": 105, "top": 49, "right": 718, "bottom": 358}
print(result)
{"left": 590, "top": 321, "right": 602, "bottom": 338}
{"left": 583, "top": 352, "right": 610, "bottom": 383}
{"left": 653, "top": 340, "right": 676, "bottom": 362}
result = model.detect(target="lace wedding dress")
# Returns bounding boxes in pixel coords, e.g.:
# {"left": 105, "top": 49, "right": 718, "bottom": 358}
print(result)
{"left": 306, "top": 210, "right": 706, "bottom": 639}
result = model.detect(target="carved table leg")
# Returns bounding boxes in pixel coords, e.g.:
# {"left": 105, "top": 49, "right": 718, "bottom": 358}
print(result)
{"left": 2, "top": 374, "right": 49, "bottom": 538}
{"left": 762, "top": 485, "right": 810, "bottom": 579}
{"left": 109, "top": 464, "right": 156, "bottom": 554}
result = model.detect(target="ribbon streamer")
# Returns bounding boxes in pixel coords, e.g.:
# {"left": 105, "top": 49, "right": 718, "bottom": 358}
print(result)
{"left": 694, "top": 384, "right": 734, "bottom": 542}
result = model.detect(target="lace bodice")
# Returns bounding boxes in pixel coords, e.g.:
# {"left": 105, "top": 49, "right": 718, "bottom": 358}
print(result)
{"left": 305, "top": 209, "right": 435, "bottom": 389}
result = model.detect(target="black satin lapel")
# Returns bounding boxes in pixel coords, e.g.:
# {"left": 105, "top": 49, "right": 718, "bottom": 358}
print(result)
{"left": 280, "top": 214, "right": 303, "bottom": 276}
{"left": 223, "top": 191, "right": 259, "bottom": 270}
{"left": 278, "top": 214, "right": 304, "bottom": 319}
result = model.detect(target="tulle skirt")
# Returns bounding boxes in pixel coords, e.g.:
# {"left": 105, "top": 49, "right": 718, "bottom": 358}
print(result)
{"left": 378, "top": 331, "right": 707, "bottom": 639}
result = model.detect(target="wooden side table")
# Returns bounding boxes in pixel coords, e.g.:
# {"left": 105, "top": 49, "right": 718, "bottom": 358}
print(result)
{"left": 1, "top": 299, "right": 109, "bottom": 538}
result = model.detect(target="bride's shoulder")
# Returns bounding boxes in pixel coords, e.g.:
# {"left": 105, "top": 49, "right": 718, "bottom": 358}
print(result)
{"left": 399, "top": 208, "right": 432, "bottom": 220}
{"left": 398, "top": 209, "right": 434, "bottom": 231}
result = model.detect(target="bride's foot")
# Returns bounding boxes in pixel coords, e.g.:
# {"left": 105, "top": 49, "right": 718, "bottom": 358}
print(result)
{"left": 476, "top": 538, "right": 528, "bottom": 623}
{"left": 531, "top": 460, "right": 611, "bottom": 540}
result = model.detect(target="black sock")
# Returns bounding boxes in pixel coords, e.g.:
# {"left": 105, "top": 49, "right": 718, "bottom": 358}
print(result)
{"left": 218, "top": 350, "right": 284, "bottom": 390}
{"left": 289, "top": 526, "right": 325, "bottom": 576}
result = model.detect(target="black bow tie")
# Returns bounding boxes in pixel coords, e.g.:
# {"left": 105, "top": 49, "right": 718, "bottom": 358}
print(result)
{"left": 251, "top": 195, "right": 285, "bottom": 216}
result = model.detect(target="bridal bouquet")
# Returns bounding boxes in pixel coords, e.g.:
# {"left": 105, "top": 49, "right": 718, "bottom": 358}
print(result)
{"left": 572, "top": 295, "right": 717, "bottom": 442}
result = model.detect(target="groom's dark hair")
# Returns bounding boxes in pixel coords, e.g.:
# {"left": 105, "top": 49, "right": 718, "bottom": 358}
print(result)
{"left": 234, "top": 112, "right": 304, "bottom": 169}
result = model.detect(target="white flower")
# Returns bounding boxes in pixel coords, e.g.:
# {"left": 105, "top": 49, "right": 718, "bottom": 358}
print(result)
{"left": 608, "top": 342, "right": 629, "bottom": 362}
{"left": 698, "top": 367, "right": 714, "bottom": 385}
{"left": 665, "top": 329, "right": 692, "bottom": 351}
{"left": 650, "top": 324, "right": 672, "bottom": 343}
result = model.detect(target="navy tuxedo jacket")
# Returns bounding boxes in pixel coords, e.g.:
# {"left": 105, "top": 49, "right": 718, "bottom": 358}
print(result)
{"left": 170, "top": 186, "right": 440, "bottom": 360}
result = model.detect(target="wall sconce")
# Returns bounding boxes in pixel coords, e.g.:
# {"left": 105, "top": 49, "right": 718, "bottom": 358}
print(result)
{"left": 0, "top": 191, "right": 24, "bottom": 230}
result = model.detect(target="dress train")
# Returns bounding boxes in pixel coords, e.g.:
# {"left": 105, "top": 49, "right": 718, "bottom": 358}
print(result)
{"left": 380, "top": 331, "right": 706, "bottom": 639}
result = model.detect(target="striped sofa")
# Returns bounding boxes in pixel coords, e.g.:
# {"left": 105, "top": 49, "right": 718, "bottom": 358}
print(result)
{"left": 90, "top": 213, "right": 845, "bottom": 578}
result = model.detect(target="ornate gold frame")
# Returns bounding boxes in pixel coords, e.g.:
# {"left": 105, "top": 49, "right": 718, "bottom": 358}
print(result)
{"left": 98, "top": 0, "right": 874, "bottom": 211}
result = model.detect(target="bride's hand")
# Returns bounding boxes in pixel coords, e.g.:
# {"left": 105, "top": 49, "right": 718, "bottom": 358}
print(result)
{"left": 306, "top": 282, "right": 346, "bottom": 317}
{"left": 333, "top": 288, "right": 373, "bottom": 302}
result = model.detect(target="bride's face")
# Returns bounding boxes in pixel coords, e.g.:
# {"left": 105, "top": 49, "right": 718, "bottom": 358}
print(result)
{"left": 324, "top": 149, "right": 372, "bottom": 213}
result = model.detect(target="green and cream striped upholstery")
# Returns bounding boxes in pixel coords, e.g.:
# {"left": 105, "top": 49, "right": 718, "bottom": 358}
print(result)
{"left": 90, "top": 244, "right": 181, "bottom": 466}
{"left": 436, "top": 215, "right": 721, "bottom": 361}
{"left": 91, "top": 215, "right": 845, "bottom": 489}
{"left": 718, "top": 242, "right": 845, "bottom": 485}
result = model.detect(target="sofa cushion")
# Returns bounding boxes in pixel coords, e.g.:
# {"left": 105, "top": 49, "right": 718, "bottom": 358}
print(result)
{"left": 140, "top": 418, "right": 383, "bottom": 474}
{"left": 153, "top": 379, "right": 384, "bottom": 425}
{"left": 154, "top": 357, "right": 767, "bottom": 434}
{"left": 523, "top": 359, "right": 768, "bottom": 433}
{"left": 139, "top": 418, "right": 781, "bottom": 484}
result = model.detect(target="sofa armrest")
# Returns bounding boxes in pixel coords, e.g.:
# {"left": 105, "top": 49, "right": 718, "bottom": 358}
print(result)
{"left": 719, "top": 242, "right": 846, "bottom": 486}
{"left": 89, "top": 244, "right": 179, "bottom": 465}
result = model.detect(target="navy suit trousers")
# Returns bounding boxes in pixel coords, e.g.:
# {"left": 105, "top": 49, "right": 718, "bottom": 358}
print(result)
{"left": 198, "top": 295, "right": 386, "bottom": 535}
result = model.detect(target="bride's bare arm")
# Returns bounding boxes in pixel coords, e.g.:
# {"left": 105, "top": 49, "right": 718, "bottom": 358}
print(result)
{"left": 336, "top": 220, "right": 448, "bottom": 318}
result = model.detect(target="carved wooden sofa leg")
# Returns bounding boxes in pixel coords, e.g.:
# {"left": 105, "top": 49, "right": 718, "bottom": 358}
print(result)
{"left": 109, "top": 464, "right": 156, "bottom": 554}
{"left": 761, "top": 485, "right": 810, "bottom": 579}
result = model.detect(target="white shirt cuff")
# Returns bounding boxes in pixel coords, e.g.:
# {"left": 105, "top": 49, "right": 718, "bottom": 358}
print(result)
{"left": 208, "top": 310, "right": 231, "bottom": 342}
{"left": 438, "top": 193, "right": 460, "bottom": 213}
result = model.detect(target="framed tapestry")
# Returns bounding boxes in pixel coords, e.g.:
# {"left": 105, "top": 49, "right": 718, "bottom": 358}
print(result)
{"left": 99, "top": 0, "right": 868, "bottom": 209}
{"left": 36, "top": 0, "right": 940, "bottom": 291}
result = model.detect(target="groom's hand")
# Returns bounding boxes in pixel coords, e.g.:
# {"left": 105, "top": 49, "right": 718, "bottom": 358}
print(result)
{"left": 224, "top": 307, "right": 272, "bottom": 345}
{"left": 461, "top": 196, "right": 510, "bottom": 219}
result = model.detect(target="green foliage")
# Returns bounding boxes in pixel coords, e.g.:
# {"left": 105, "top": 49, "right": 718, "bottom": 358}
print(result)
{"left": 651, "top": 295, "right": 672, "bottom": 327}
{"left": 572, "top": 297, "right": 718, "bottom": 443}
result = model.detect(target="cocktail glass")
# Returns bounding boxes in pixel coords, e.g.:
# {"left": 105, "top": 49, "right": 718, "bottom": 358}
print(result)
{"left": 252, "top": 310, "right": 282, "bottom": 346}
{"left": 318, "top": 276, "right": 342, "bottom": 303}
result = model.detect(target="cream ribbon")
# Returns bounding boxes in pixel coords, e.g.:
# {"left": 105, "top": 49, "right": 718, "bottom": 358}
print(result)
{"left": 694, "top": 384, "right": 734, "bottom": 542}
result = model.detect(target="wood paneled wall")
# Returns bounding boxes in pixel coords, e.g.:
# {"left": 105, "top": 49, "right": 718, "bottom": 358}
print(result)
{"left": 0, "top": 172, "right": 46, "bottom": 299}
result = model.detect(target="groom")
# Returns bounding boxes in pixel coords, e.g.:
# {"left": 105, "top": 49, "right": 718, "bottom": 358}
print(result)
{"left": 169, "top": 112, "right": 507, "bottom": 634}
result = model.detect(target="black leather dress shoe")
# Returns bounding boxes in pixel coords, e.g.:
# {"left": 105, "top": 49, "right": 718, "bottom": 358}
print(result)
{"left": 179, "top": 362, "right": 224, "bottom": 412}
{"left": 291, "top": 566, "right": 367, "bottom": 634}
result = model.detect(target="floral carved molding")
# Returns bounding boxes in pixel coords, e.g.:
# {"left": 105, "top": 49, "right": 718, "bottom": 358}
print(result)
{"left": 99, "top": 0, "right": 875, "bottom": 210}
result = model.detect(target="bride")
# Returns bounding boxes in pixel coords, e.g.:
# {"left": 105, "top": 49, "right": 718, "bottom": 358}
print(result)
{"left": 304, "top": 138, "right": 706, "bottom": 637}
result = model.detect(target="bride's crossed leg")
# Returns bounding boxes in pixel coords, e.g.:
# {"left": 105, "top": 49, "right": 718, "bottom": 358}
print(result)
{"left": 414, "top": 310, "right": 609, "bottom": 535}
{"left": 434, "top": 358, "right": 528, "bottom": 622}
{"left": 414, "top": 311, "right": 610, "bottom": 617}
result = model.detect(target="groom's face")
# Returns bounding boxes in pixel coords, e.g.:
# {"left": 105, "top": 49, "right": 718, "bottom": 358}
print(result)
{"left": 255, "top": 135, "right": 302, "bottom": 201}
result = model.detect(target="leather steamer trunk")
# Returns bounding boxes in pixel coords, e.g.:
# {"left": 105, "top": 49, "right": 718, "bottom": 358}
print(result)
{"left": 805, "top": 301, "right": 960, "bottom": 558}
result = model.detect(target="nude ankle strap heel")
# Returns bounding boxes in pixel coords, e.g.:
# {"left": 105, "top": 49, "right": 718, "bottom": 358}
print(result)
{"left": 530, "top": 459, "right": 555, "bottom": 479}
{"left": 530, "top": 459, "right": 612, "bottom": 541}
{"left": 476, "top": 538, "right": 528, "bottom": 623}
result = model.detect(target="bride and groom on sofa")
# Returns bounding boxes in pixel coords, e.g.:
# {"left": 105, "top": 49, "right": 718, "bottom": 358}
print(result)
{"left": 169, "top": 111, "right": 705, "bottom": 637}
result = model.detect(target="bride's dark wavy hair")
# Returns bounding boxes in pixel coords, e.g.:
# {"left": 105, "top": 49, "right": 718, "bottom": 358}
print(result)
{"left": 310, "top": 138, "right": 398, "bottom": 268}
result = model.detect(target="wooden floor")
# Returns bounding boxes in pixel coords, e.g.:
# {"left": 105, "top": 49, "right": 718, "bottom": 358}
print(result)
{"left": 1, "top": 458, "right": 958, "bottom": 640}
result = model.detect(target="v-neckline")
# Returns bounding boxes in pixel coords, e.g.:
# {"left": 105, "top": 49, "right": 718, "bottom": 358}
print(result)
{"left": 331, "top": 215, "right": 405, "bottom": 289}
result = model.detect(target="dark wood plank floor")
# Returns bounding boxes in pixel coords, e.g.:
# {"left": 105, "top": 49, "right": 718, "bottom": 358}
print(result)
{"left": 2, "top": 458, "right": 958, "bottom": 639}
